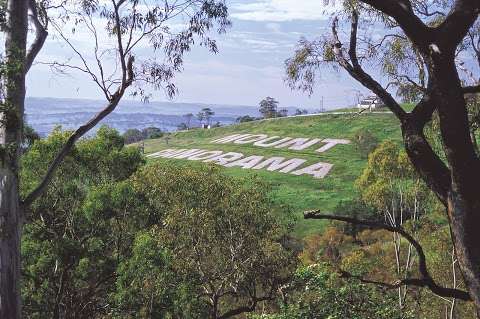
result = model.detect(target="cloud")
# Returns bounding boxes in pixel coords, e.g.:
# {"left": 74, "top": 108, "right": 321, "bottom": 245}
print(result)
{"left": 231, "top": 0, "right": 343, "bottom": 22}
{"left": 221, "top": 31, "right": 295, "bottom": 52}
{"left": 265, "top": 22, "right": 282, "bottom": 33}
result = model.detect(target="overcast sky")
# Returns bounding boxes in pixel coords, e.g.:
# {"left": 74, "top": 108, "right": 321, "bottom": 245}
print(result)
{"left": 26, "top": 0, "right": 370, "bottom": 109}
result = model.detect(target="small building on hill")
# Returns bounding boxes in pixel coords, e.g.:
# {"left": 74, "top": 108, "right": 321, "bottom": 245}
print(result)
{"left": 357, "top": 95, "right": 385, "bottom": 111}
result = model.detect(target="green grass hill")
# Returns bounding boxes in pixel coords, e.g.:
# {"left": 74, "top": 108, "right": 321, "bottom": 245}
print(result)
{"left": 143, "top": 113, "right": 403, "bottom": 237}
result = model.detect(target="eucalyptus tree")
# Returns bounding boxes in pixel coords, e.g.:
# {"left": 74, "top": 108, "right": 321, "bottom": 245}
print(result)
{"left": 202, "top": 107, "right": 215, "bottom": 125}
{"left": 21, "top": 126, "right": 146, "bottom": 319}
{"left": 129, "top": 164, "right": 297, "bottom": 319}
{"left": 183, "top": 112, "right": 194, "bottom": 128}
{"left": 1, "top": 0, "right": 230, "bottom": 317}
{"left": 259, "top": 96, "right": 279, "bottom": 119}
{"left": 1, "top": 1, "right": 46, "bottom": 317}
{"left": 285, "top": 0, "right": 480, "bottom": 315}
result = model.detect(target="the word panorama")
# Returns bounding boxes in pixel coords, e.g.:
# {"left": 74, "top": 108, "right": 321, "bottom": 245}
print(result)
{"left": 212, "top": 134, "right": 351, "bottom": 153}
{"left": 148, "top": 148, "right": 334, "bottom": 179}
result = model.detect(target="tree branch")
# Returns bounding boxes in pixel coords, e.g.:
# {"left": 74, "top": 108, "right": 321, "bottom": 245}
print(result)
{"left": 22, "top": 56, "right": 134, "bottom": 207}
{"left": 332, "top": 11, "right": 407, "bottom": 122}
{"left": 359, "top": 0, "right": 431, "bottom": 54}
{"left": 463, "top": 85, "right": 480, "bottom": 94}
{"left": 338, "top": 269, "right": 429, "bottom": 290}
{"left": 26, "top": 0, "right": 48, "bottom": 73}
{"left": 49, "top": 19, "right": 109, "bottom": 99}
{"left": 437, "top": 0, "right": 480, "bottom": 52}
{"left": 304, "top": 211, "right": 471, "bottom": 301}
{"left": 217, "top": 294, "right": 273, "bottom": 319}
{"left": 402, "top": 97, "right": 451, "bottom": 206}
{"left": 112, "top": 0, "right": 127, "bottom": 85}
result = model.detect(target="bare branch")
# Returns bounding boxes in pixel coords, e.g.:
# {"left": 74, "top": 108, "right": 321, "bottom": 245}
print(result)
{"left": 467, "top": 29, "right": 480, "bottom": 68}
{"left": 49, "top": 19, "right": 110, "bottom": 99}
{"left": 26, "top": 0, "right": 48, "bottom": 72}
{"left": 36, "top": 61, "right": 90, "bottom": 75}
{"left": 218, "top": 290, "right": 275, "bottom": 319}
{"left": 331, "top": 11, "right": 407, "bottom": 122}
{"left": 112, "top": 0, "right": 127, "bottom": 85}
{"left": 463, "top": 85, "right": 480, "bottom": 94}
{"left": 81, "top": 13, "right": 108, "bottom": 95}
{"left": 359, "top": 0, "right": 431, "bottom": 53}
{"left": 303, "top": 210, "right": 471, "bottom": 301}
{"left": 338, "top": 269, "right": 430, "bottom": 290}
{"left": 386, "top": 72, "right": 427, "bottom": 93}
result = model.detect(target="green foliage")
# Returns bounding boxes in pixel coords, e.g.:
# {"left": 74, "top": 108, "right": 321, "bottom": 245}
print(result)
{"left": 21, "top": 129, "right": 295, "bottom": 318}
{"left": 284, "top": 38, "right": 334, "bottom": 95}
{"left": 142, "top": 127, "right": 163, "bottom": 140}
{"left": 236, "top": 115, "right": 258, "bottom": 123}
{"left": 381, "top": 36, "right": 425, "bottom": 103}
{"left": 333, "top": 198, "right": 377, "bottom": 238}
{"left": 294, "top": 108, "right": 309, "bottom": 116}
{"left": 197, "top": 107, "right": 215, "bottom": 125}
{"left": 356, "top": 140, "right": 433, "bottom": 213}
{"left": 352, "top": 128, "right": 380, "bottom": 159}
{"left": 22, "top": 124, "right": 40, "bottom": 152}
{"left": 259, "top": 97, "right": 280, "bottom": 119}
{"left": 123, "top": 128, "right": 144, "bottom": 144}
{"left": 396, "top": 84, "right": 423, "bottom": 103}
{"left": 251, "top": 264, "right": 410, "bottom": 319}
{"left": 126, "top": 163, "right": 297, "bottom": 319}
{"left": 21, "top": 126, "right": 145, "bottom": 318}
{"left": 113, "top": 231, "right": 206, "bottom": 318}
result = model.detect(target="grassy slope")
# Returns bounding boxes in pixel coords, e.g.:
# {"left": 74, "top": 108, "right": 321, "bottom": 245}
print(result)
{"left": 144, "top": 113, "right": 402, "bottom": 237}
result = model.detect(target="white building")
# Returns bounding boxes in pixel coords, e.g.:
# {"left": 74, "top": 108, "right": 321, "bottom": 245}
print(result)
{"left": 357, "top": 95, "right": 385, "bottom": 110}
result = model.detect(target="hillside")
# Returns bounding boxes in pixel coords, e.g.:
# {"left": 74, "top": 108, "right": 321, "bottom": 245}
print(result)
{"left": 143, "top": 113, "right": 403, "bottom": 237}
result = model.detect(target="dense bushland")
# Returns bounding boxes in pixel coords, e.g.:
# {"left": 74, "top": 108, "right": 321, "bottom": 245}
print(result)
{"left": 20, "top": 127, "right": 296, "bottom": 319}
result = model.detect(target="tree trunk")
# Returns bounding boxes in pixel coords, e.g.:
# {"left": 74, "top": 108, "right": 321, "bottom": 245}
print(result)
{"left": 401, "top": 48, "right": 480, "bottom": 316}
{"left": 448, "top": 195, "right": 480, "bottom": 318}
{"left": 427, "top": 53, "right": 480, "bottom": 316}
{"left": 434, "top": 60, "right": 480, "bottom": 313}
{"left": 470, "top": 130, "right": 479, "bottom": 156}
{"left": 1, "top": 0, "right": 28, "bottom": 318}
{"left": 212, "top": 297, "right": 218, "bottom": 319}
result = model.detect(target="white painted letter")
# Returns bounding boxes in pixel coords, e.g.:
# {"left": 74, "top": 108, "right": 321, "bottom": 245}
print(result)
{"left": 224, "top": 156, "right": 265, "bottom": 169}
{"left": 233, "top": 134, "right": 269, "bottom": 144}
{"left": 204, "top": 152, "right": 244, "bottom": 165}
{"left": 154, "top": 149, "right": 192, "bottom": 158}
{"left": 171, "top": 149, "right": 206, "bottom": 159}
{"left": 147, "top": 149, "right": 180, "bottom": 158}
{"left": 275, "top": 138, "right": 322, "bottom": 151}
{"left": 188, "top": 151, "right": 224, "bottom": 161}
{"left": 291, "top": 162, "right": 333, "bottom": 179}
{"left": 254, "top": 137, "right": 292, "bottom": 147}
{"left": 315, "top": 139, "right": 351, "bottom": 153}
{"left": 253, "top": 157, "right": 306, "bottom": 173}
{"left": 212, "top": 134, "right": 251, "bottom": 144}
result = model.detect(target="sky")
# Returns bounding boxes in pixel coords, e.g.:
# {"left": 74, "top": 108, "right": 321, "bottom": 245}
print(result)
{"left": 26, "top": 0, "right": 370, "bottom": 110}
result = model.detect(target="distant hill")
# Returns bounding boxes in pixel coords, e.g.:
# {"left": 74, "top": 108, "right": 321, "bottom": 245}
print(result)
{"left": 143, "top": 113, "right": 402, "bottom": 237}
{"left": 26, "top": 97, "right": 289, "bottom": 136}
